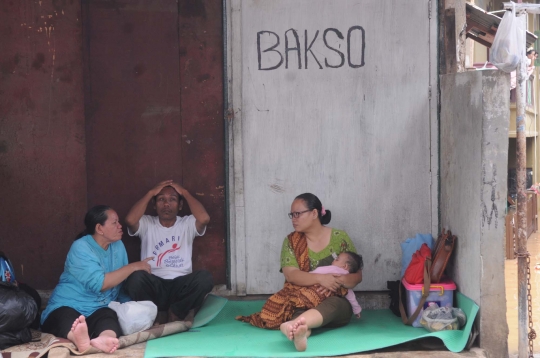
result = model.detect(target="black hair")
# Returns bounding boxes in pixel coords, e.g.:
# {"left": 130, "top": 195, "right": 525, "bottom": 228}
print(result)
{"left": 342, "top": 251, "right": 364, "bottom": 273}
{"left": 75, "top": 205, "right": 112, "bottom": 240}
{"left": 527, "top": 49, "right": 538, "bottom": 56}
{"left": 294, "top": 193, "right": 331, "bottom": 225}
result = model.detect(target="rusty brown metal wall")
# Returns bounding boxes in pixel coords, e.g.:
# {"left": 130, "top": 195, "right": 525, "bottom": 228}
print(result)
{"left": 83, "top": 0, "right": 185, "bottom": 265}
{"left": 83, "top": 0, "right": 226, "bottom": 284}
{"left": 0, "top": 0, "right": 225, "bottom": 289}
{"left": 178, "top": 0, "right": 226, "bottom": 283}
{"left": 0, "top": 1, "right": 87, "bottom": 289}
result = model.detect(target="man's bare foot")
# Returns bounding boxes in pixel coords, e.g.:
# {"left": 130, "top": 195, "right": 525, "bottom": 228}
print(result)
{"left": 293, "top": 320, "right": 309, "bottom": 352}
{"left": 90, "top": 336, "right": 119, "bottom": 354}
{"left": 69, "top": 316, "right": 91, "bottom": 352}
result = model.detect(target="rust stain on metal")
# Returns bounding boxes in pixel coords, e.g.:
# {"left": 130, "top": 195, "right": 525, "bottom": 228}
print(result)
{"left": 83, "top": 0, "right": 184, "bottom": 268}
{"left": 2, "top": 0, "right": 225, "bottom": 289}
{"left": 83, "top": 0, "right": 225, "bottom": 284}
{"left": 0, "top": 0, "right": 87, "bottom": 289}
{"left": 179, "top": 0, "right": 225, "bottom": 284}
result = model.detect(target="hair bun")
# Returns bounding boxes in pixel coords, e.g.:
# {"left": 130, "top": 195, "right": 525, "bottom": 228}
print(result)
{"left": 321, "top": 209, "right": 332, "bottom": 225}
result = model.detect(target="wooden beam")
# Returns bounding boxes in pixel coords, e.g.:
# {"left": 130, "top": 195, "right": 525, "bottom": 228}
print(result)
{"left": 466, "top": 32, "right": 493, "bottom": 48}
{"left": 441, "top": 7, "right": 457, "bottom": 74}
{"left": 467, "top": 20, "right": 497, "bottom": 36}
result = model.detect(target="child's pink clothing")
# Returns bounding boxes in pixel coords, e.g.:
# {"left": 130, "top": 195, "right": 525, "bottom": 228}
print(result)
{"left": 311, "top": 265, "right": 362, "bottom": 315}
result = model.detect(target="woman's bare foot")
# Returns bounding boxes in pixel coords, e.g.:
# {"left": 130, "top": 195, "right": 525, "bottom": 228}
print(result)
{"left": 280, "top": 316, "right": 306, "bottom": 342}
{"left": 280, "top": 321, "right": 295, "bottom": 341}
{"left": 90, "top": 336, "right": 119, "bottom": 354}
{"left": 69, "top": 316, "right": 91, "bottom": 352}
{"left": 293, "top": 319, "right": 309, "bottom": 352}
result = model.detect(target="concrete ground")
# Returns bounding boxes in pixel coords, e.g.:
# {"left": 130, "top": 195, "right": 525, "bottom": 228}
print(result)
{"left": 63, "top": 341, "right": 487, "bottom": 358}
{"left": 34, "top": 219, "right": 540, "bottom": 358}
{"left": 35, "top": 229, "right": 540, "bottom": 357}
{"left": 36, "top": 286, "right": 488, "bottom": 357}
{"left": 506, "top": 231, "right": 540, "bottom": 357}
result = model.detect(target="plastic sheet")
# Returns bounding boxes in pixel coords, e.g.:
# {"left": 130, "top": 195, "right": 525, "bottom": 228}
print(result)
{"left": 0, "top": 328, "right": 32, "bottom": 350}
{"left": 0, "top": 287, "right": 37, "bottom": 333}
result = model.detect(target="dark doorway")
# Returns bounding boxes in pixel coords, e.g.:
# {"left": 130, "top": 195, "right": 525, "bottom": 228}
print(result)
{"left": 82, "top": 0, "right": 226, "bottom": 284}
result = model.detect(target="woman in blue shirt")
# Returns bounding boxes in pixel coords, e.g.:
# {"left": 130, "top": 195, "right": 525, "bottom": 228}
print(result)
{"left": 41, "top": 205, "right": 152, "bottom": 354}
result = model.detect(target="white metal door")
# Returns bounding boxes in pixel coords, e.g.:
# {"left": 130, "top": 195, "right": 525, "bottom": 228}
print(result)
{"left": 228, "top": 0, "right": 437, "bottom": 294}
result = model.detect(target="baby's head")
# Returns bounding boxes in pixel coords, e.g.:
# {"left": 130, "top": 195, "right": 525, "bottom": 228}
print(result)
{"left": 332, "top": 252, "right": 364, "bottom": 273}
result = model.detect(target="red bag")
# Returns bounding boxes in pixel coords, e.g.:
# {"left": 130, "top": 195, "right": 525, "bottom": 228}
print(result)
{"left": 403, "top": 243, "right": 431, "bottom": 284}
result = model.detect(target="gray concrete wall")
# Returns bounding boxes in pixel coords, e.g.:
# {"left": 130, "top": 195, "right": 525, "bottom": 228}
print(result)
{"left": 441, "top": 70, "right": 509, "bottom": 356}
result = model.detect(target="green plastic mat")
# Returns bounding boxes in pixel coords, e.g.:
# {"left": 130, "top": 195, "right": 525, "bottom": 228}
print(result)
{"left": 145, "top": 292, "right": 478, "bottom": 357}
{"left": 192, "top": 294, "right": 228, "bottom": 329}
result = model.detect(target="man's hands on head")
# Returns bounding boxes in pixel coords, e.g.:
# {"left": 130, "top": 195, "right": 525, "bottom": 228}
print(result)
{"left": 125, "top": 181, "right": 174, "bottom": 233}
{"left": 126, "top": 179, "right": 209, "bottom": 235}
{"left": 149, "top": 180, "right": 186, "bottom": 198}
{"left": 149, "top": 180, "right": 173, "bottom": 196}
{"left": 170, "top": 182, "right": 187, "bottom": 197}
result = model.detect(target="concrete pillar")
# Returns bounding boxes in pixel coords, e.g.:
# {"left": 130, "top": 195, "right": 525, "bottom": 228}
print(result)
{"left": 440, "top": 70, "right": 510, "bottom": 356}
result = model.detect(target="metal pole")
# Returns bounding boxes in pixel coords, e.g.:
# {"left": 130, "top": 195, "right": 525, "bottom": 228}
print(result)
{"left": 515, "top": 13, "right": 529, "bottom": 357}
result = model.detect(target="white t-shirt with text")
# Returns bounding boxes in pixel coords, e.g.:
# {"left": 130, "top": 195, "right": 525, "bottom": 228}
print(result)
{"left": 128, "top": 215, "right": 205, "bottom": 279}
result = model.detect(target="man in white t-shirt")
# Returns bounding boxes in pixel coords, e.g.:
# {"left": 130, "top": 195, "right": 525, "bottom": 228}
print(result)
{"left": 123, "top": 180, "right": 213, "bottom": 324}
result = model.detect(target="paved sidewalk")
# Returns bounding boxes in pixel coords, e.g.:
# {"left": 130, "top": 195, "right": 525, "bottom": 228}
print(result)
{"left": 46, "top": 338, "right": 486, "bottom": 358}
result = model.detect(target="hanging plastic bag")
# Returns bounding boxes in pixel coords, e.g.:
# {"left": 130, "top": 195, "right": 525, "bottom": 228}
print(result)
{"left": 108, "top": 301, "right": 157, "bottom": 335}
{"left": 490, "top": 3, "right": 526, "bottom": 73}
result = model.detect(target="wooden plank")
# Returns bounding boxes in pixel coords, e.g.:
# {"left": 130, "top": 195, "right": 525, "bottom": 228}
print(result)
{"left": 442, "top": 8, "right": 457, "bottom": 74}
{"left": 466, "top": 33, "right": 493, "bottom": 48}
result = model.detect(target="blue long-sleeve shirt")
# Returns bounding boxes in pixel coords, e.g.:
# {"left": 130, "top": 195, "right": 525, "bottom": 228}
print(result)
{"left": 41, "top": 235, "right": 130, "bottom": 325}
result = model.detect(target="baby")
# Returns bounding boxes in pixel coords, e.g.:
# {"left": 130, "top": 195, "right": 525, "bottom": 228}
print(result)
{"left": 237, "top": 251, "right": 363, "bottom": 329}
{"left": 311, "top": 251, "right": 362, "bottom": 318}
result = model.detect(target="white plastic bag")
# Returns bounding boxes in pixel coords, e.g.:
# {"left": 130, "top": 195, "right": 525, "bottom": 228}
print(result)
{"left": 108, "top": 301, "right": 157, "bottom": 335}
{"left": 490, "top": 4, "right": 526, "bottom": 73}
{"left": 419, "top": 303, "right": 467, "bottom": 332}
